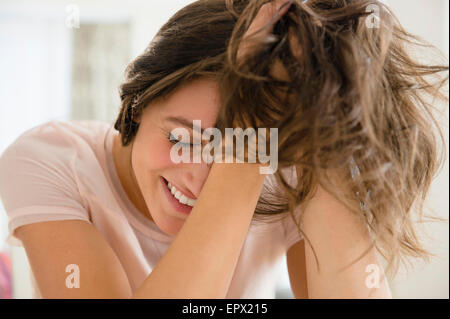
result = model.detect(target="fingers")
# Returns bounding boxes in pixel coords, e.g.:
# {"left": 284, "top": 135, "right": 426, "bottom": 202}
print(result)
{"left": 237, "top": 0, "right": 293, "bottom": 62}
{"left": 247, "top": 0, "right": 293, "bottom": 38}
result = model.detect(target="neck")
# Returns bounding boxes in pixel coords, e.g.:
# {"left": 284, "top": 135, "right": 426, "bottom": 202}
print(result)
{"left": 112, "top": 133, "right": 153, "bottom": 221}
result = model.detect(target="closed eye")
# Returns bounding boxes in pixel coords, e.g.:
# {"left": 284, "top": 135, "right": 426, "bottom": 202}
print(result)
{"left": 168, "top": 132, "right": 195, "bottom": 146}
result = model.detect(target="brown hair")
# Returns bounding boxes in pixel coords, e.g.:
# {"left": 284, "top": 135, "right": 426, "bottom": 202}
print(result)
{"left": 113, "top": 0, "right": 248, "bottom": 145}
{"left": 114, "top": 0, "right": 449, "bottom": 278}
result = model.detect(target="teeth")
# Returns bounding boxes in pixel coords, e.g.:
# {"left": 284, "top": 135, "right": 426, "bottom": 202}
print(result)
{"left": 179, "top": 195, "right": 188, "bottom": 205}
{"left": 167, "top": 181, "right": 196, "bottom": 207}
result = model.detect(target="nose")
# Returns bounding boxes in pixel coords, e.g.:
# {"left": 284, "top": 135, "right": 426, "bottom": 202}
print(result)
{"left": 181, "top": 161, "right": 211, "bottom": 199}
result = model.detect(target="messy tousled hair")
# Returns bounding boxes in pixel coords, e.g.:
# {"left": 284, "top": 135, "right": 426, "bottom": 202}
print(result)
{"left": 114, "top": 0, "right": 449, "bottom": 279}
{"left": 217, "top": 0, "right": 449, "bottom": 278}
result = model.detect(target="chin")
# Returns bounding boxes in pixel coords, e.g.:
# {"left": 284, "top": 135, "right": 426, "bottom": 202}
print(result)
{"left": 153, "top": 210, "right": 184, "bottom": 236}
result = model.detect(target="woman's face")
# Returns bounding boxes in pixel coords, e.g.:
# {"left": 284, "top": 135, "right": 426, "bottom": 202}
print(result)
{"left": 125, "top": 78, "right": 221, "bottom": 236}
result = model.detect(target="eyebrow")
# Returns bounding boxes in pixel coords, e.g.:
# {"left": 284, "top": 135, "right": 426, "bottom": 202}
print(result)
{"left": 165, "top": 116, "right": 206, "bottom": 135}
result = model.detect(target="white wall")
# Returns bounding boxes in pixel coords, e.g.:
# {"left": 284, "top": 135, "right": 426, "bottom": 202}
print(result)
{"left": 0, "top": 8, "right": 72, "bottom": 253}
{"left": 382, "top": 0, "right": 449, "bottom": 299}
{"left": 0, "top": 3, "right": 76, "bottom": 298}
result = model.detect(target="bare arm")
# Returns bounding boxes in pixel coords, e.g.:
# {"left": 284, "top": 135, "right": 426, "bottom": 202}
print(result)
{"left": 301, "top": 184, "right": 392, "bottom": 298}
{"left": 133, "top": 163, "right": 266, "bottom": 298}
{"left": 286, "top": 240, "right": 309, "bottom": 299}
{"left": 16, "top": 163, "right": 265, "bottom": 298}
{"left": 16, "top": 219, "right": 133, "bottom": 298}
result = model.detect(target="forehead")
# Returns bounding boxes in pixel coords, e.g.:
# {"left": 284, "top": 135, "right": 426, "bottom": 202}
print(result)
{"left": 159, "top": 78, "right": 221, "bottom": 128}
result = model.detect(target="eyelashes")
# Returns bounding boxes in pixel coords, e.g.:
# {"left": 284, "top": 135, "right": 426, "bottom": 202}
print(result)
{"left": 164, "top": 128, "right": 205, "bottom": 147}
{"left": 168, "top": 132, "right": 195, "bottom": 147}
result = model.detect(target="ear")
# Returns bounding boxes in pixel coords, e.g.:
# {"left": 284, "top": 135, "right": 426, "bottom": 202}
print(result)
{"left": 131, "top": 108, "right": 142, "bottom": 124}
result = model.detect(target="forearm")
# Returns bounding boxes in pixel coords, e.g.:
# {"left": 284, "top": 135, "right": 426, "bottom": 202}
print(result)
{"left": 132, "top": 163, "right": 266, "bottom": 299}
{"left": 302, "top": 185, "right": 392, "bottom": 299}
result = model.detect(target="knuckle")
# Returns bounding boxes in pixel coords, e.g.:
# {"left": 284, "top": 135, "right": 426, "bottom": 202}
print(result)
{"left": 260, "top": 3, "right": 276, "bottom": 15}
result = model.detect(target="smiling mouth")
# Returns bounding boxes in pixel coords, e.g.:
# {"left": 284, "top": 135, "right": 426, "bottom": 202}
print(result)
{"left": 162, "top": 177, "right": 196, "bottom": 207}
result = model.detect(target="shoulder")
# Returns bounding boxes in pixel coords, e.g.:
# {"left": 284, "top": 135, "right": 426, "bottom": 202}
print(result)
{"left": 0, "top": 119, "right": 110, "bottom": 169}
{"left": 0, "top": 120, "right": 114, "bottom": 246}
{"left": 0, "top": 119, "right": 113, "bottom": 210}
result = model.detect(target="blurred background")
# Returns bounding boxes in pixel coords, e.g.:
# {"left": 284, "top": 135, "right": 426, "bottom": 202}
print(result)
{"left": 0, "top": 0, "right": 448, "bottom": 299}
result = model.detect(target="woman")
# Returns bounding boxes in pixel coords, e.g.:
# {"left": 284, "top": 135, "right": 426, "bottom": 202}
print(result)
{"left": 0, "top": 0, "right": 447, "bottom": 298}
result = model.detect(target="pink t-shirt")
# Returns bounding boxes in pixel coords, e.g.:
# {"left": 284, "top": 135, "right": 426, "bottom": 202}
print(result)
{"left": 0, "top": 120, "right": 303, "bottom": 298}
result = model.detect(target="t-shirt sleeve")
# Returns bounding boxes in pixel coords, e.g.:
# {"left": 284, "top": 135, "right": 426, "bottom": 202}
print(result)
{"left": 0, "top": 127, "right": 91, "bottom": 247}
{"left": 282, "top": 210, "right": 304, "bottom": 252}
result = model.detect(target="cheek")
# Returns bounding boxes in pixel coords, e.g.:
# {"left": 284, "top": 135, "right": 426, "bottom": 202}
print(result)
{"left": 137, "top": 138, "right": 175, "bottom": 173}
{"left": 151, "top": 140, "right": 175, "bottom": 169}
